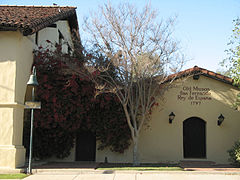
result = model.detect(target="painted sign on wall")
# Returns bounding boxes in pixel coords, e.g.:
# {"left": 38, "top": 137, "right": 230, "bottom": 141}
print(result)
{"left": 177, "top": 86, "right": 212, "bottom": 105}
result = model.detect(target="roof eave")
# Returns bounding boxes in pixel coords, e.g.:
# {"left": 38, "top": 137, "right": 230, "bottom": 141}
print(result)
{"left": 164, "top": 66, "right": 237, "bottom": 88}
{"left": 0, "top": 26, "right": 18, "bottom": 32}
{"left": 22, "top": 8, "right": 77, "bottom": 36}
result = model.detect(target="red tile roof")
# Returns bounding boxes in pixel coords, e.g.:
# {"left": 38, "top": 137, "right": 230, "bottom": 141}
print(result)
{"left": 0, "top": 5, "right": 77, "bottom": 35}
{"left": 166, "top": 66, "right": 234, "bottom": 86}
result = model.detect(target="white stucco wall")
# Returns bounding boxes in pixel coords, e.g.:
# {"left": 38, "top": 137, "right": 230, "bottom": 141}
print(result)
{"left": 0, "top": 31, "right": 33, "bottom": 168}
{"left": 38, "top": 20, "right": 73, "bottom": 53}
{"left": 0, "top": 19, "right": 74, "bottom": 168}
{"left": 56, "top": 20, "right": 74, "bottom": 53}
{"left": 96, "top": 75, "right": 240, "bottom": 164}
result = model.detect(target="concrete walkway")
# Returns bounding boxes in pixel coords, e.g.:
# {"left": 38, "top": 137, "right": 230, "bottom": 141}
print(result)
{"left": 23, "top": 171, "right": 240, "bottom": 180}
{"left": 1, "top": 169, "right": 240, "bottom": 180}
{"left": 2, "top": 162, "right": 240, "bottom": 180}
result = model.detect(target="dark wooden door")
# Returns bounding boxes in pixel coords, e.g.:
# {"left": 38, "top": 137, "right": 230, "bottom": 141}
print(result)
{"left": 183, "top": 117, "right": 206, "bottom": 158}
{"left": 76, "top": 131, "right": 96, "bottom": 161}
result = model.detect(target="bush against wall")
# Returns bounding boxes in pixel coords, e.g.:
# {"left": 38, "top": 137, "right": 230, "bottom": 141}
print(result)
{"left": 23, "top": 44, "right": 131, "bottom": 159}
{"left": 228, "top": 140, "right": 240, "bottom": 166}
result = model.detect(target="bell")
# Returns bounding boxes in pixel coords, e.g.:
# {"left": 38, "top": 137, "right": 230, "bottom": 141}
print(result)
{"left": 27, "top": 66, "right": 39, "bottom": 86}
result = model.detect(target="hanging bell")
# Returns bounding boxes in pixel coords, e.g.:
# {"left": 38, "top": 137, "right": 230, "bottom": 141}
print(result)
{"left": 27, "top": 66, "right": 39, "bottom": 86}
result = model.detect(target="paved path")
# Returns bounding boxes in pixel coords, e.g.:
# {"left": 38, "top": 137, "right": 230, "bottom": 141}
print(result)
{"left": 22, "top": 171, "right": 240, "bottom": 180}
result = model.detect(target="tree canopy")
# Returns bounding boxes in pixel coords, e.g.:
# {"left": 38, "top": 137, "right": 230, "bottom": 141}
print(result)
{"left": 23, "top": 43, "right": 131, "bottom": 159}
{"left": 221, "top": 18, "right": 240, "bottom": 86}
{"left": 83, "top": 2, "right": 185, "bottom": 165}
{"left": 221, "top": 18, "right": 240, "bottom": 108}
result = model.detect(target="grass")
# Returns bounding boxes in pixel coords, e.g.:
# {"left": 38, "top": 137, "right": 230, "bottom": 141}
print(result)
{"left": 97, "top": 163, "right": 183, "bottom": 171}
{"left": 0, "top": 174, "right": 28, "bottom": 179}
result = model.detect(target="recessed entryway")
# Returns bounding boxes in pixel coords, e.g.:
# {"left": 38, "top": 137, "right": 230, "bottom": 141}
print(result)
{"left": 75, "top": 131, "right": 96, "bottom": 161}
{"left": 183, "top": 117, "right": 206, "bottom": 158}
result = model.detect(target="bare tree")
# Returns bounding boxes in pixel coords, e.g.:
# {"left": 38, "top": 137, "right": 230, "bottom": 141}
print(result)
{"left": 83, "top": 2, "right": 184, "bottom": 165}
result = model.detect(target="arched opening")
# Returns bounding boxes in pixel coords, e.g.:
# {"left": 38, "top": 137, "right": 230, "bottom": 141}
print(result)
{"left": 75, "top": 131, "right": 96, "bottom": 161}
{"left": 183, "top": 117, "right": 206, "bottom": 158}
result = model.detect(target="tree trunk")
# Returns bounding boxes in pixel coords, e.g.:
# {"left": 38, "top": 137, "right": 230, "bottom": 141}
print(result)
{"left": 133, "top": 136, "right": 140, "bottom": 166}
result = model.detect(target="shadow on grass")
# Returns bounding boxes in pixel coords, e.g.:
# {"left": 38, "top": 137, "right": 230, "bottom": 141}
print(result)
{"left": 98, "top": 163, "right": 180, "bottom": 168}
{"left": 97, "top": 163, "right": 183, "bottom": 171}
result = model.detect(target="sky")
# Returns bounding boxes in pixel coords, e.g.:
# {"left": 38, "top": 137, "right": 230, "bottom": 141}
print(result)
{"left": 1, "top": 0, "right": 240, "bottom": 72}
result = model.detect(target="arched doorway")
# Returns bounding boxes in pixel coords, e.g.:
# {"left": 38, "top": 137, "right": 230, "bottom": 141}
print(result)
{"left": 183, "top": 117, "right": 206, "bottom": 158}
{"left": 75, "top": 131, "right": 96, "bottom": 161}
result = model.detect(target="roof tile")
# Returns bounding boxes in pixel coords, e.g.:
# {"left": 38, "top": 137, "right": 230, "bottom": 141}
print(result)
{"left": 0, "top": 5, "right": 77, "bottom": 35}
{"left": 166, "top": 66, "right": 235, "bottom": 86}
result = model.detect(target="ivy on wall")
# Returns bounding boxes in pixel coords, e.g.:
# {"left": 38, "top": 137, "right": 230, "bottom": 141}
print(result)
{"left": 23, "top": 44, "right": 131, "bottom": 159}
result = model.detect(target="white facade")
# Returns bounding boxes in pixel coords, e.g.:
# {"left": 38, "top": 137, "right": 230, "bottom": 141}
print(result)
{"left": 0, "top": 19, "right": 75, "bottom": 169}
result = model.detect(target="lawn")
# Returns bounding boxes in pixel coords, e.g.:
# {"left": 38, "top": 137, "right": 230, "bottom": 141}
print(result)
{"left": 97, "top": 163, "right": 183, "bottom": 171}
{"left": 98, "top": 167, "right": 182, "bottom": 171}
{"left": 0, "top": 174, "right": 28, "bottom": 179}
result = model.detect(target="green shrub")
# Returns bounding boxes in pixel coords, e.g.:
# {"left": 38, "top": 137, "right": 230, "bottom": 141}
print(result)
{"left": 228, "top": 140, "right": 240, "bottom": 166}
